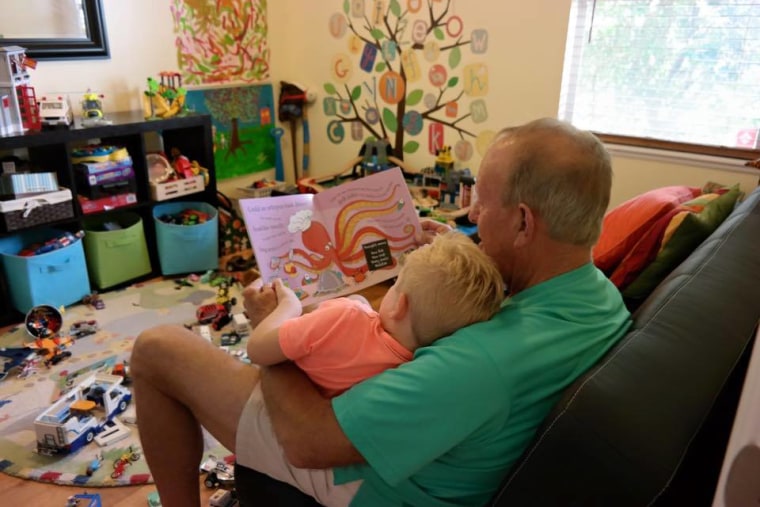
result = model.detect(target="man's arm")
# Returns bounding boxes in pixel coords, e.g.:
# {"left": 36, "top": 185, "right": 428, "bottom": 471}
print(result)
{"left": 260, "top": 362, "right": 365, "bottom": 469}
{"left": 247, "top": 279, "right": 302, "bottom": 365}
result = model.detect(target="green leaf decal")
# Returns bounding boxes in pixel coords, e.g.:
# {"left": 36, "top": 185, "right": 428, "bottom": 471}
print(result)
{"left": 383, "top": 108, "right": 398, "bottom": 133}
{"left": 447, "top": 77, "right": 459, "bottom": 88}
{"left": 406, "top": 89, "right": 424, "bottom": 106}
{"left": 434, "top": 28, "right": 445, "bottom": 41}
{"left": 390, "top": 0, "right": 401, "bottom": 17}
{"left": 449, "top": 46, "right": 461, "bottom": 68}
{"left": 351, "top": 85, "right": 362, "bottom": 101}
{"left": 343, "top": 0, "right": 350, "bottom": 15}
{"left": 370, "top": 28, "right": 385, "bottom": 41}
{"left": 375, "top": 62, "right": 386, "bottom": 72}
{"left": 403, "top": 141, "right": 420, "bottom": 153}
{"left": 324, "top": 83, "right": 337, "bottom": 95}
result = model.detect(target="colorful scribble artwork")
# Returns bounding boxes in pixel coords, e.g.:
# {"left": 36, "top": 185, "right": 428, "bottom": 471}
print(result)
{"left": 324, "top": 0, "right": 492, "bottom": 163}
{"left": 172, "top": 0, "right": 270, "bottom": 85}
{"left": 240, "top": 168, "right": 420, "bottom": 306}
{"left": 185, "top": 84, "right": 276, "bottom": 180}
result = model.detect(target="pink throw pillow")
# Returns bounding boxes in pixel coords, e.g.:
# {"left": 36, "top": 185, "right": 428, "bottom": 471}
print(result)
{"left": 593, "top": 186, "right": 701, "bottom": 274}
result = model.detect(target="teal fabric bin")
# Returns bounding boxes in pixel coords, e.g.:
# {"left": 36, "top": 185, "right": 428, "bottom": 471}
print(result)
{"left": 0, "top": 228, "right": 91, "bottom": 314}
{"left": 153, "top": 201, "right": 218, "bottom": 275}
{"left": 83, "top": 212, "right": 152, "bottom": 289}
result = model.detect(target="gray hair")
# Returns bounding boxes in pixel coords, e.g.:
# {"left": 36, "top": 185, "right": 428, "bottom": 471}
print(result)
{"left": 497, "top": 118, "right": 612, "bottom": 247}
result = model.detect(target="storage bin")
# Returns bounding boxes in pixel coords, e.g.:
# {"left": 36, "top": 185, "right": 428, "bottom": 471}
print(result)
{"left": 0, "top": 188, "right": 75, "bottom": 232}
{"left": 83, "top": 212, "right": 152, "bottom": 289}
{"left": 0, "top": 228, "right": 91, "bottom": 314}
{"left": 153, "top": 201, "right": 218, "bottom": 275}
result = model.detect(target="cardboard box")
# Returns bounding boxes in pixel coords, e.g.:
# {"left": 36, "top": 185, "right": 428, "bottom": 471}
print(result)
{"left": 0, "top": 172, "right": 58, "bottom": 199}
{"left": 77, "top": 192, "right": 137, "bottom": 215}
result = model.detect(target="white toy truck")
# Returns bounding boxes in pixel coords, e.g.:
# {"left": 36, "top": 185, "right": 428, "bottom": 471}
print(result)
{"left": 34, "top": 372, "right": 132, "bottom": 455}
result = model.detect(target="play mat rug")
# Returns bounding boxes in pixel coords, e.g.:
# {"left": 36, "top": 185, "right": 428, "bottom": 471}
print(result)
{"left": 0, "top": 277, "right": 247, "bottom": 487}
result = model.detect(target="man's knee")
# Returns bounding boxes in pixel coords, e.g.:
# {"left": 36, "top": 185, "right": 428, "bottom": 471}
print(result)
{"left": 131, "top": 324, "right": 183, "bottom": 379}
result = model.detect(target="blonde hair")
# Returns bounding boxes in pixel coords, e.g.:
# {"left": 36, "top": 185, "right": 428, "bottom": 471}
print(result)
{"left": 394, "top": 231, "right": 504, "bottom": 346}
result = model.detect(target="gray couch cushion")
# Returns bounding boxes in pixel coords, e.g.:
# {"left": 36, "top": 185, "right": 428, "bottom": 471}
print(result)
{"left": 493, "top": 186, "right": 760, "bottom": 506}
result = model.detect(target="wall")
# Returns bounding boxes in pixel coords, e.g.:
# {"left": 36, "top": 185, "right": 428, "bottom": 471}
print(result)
{"left": 23, "top": 0, "right": 759, "bottom": 208}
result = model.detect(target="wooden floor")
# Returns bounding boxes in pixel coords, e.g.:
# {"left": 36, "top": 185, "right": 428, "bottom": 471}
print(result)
{"left": 0, "top": 280, "right": 392, "bottom": 506}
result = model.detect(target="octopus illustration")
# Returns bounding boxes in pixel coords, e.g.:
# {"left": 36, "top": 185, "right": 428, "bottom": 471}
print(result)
{"left": 272, "top": 183, "right": 417, "bottom": 286}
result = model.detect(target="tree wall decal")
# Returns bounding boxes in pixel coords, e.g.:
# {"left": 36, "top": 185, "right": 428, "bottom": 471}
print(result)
{"left": 324, "top": 0, "right": 490, "bottom": 163}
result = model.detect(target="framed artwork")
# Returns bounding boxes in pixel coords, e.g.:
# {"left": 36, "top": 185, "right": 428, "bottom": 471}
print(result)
{"left": 185, "top": 84, "right": 276, "bottom": 180}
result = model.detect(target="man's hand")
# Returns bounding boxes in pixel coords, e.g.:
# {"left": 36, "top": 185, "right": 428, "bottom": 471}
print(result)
{"left": 416, "top": 218, "right": 454, "bottom": 245}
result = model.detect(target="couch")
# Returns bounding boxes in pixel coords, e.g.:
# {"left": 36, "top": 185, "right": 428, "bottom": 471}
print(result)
{"left": 234, "top": 185, "right": 760, "bottom": 506}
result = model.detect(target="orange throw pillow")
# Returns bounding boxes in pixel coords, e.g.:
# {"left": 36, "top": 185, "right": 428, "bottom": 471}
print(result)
{"left": 593, "top": 186, "right": 701, "bottom": 274}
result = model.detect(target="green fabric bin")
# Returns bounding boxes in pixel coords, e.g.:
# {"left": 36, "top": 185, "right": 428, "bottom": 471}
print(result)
{"left": 83, "top": 212, "right": 152, "bottom": 289}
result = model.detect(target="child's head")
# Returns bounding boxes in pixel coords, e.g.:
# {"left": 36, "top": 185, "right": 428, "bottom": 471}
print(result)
{"left": 391, "top": 231, "right": 504, "bottom": 347}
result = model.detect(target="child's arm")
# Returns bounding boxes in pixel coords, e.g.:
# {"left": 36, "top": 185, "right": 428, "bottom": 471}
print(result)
{"left": 246, "top": 279, "right": 303, "bottom": 366}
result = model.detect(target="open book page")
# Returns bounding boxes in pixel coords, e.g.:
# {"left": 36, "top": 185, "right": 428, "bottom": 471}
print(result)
{"left": 239, "top": 168, "right": 421, "bottom": 306}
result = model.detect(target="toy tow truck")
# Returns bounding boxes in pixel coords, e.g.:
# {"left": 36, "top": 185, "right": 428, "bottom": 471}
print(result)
{"left": 35, "top": 372, "right": 132, "bottom": 456}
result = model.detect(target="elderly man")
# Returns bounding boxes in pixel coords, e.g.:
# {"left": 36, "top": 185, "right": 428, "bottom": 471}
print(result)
{"left": 130, "top": 117, "right": 631, "bottom": 507}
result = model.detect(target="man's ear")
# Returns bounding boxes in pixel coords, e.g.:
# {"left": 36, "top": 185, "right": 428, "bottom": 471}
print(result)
{"left": 514, "top": 204, "right": 535, "bottom": 247}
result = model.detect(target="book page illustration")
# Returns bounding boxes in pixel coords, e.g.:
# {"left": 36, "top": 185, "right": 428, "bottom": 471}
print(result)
{"left": 240, "top": 168, "right": 420, "bottom": 306}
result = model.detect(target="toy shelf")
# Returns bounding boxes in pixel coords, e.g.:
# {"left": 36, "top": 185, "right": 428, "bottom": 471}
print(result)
{"left": 0, "top": 111, "right": 218, "bottom": 325}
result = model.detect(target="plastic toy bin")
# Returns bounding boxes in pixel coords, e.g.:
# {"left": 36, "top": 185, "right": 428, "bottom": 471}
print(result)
{"left": 153, "top": 201, "right": 218, "bottom": 275}
{"left": 83, "top": 212, "right": 152, "bottom": 289}
{"left": 0, "top": 228, "right": 91, "bottom": 314}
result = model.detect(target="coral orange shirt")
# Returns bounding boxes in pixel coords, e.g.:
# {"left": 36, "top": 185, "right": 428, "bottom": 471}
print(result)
{"left": 279, "top": 298, "right": 413, "bottom": 397}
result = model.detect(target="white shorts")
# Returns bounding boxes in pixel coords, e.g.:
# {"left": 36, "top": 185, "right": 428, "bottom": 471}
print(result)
{"left": 235, "top": 384, "right": 362, "bottom": 507}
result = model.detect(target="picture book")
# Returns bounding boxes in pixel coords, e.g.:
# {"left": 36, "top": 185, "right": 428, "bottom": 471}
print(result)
{"left": 239, "top": 167, "right": 421, "bottom": 306}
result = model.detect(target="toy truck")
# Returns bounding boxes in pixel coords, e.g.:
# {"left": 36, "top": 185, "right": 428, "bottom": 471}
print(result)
{"left": 34, "top": 372, "right": 132, "bottom": 456}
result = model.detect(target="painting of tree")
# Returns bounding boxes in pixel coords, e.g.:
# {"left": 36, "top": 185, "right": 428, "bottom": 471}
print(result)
{"left": 324, "top": 0, "right": 491, "bottom": 162}
{"left": 172, "top": 0, "right": 270, "bottom": 85}
{"left": 185, "top": 84, "right": 276, "bottom": 180}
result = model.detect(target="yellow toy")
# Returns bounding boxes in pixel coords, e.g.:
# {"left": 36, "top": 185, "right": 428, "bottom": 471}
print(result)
{"left": 143, "top": 71, "right": 187, "bottom": 119}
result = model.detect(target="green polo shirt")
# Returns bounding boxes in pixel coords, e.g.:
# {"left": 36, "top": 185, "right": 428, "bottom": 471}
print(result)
{"left": 332, "top": 262, "right": 631, "bottom": 506}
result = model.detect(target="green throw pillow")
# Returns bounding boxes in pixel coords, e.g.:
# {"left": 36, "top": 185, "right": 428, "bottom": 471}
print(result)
{"left": 622, "top": 186, "right": 742, "bottom": 301}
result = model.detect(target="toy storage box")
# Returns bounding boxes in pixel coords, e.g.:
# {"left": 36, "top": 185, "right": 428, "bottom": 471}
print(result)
{"left": 83, "top": 212, "right": 152, "bottom": 289}
{"left": 0, "top": 188, "right": 74, "bottom": 232}
{"left": 0, "top": 228, "right": 91, "bottom": 314}
{"left": 153, "top": 201, "right": 218, "bottom": 275}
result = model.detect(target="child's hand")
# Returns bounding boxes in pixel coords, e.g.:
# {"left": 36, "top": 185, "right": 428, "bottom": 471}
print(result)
{"left": 242, "top": 278, "right": 278, "bottom": 328}
{"left": 416, "top": 218, "right": 453, "bottom": 245}
{"left": 272, "top": 279, "right": 302, "bottom": 319}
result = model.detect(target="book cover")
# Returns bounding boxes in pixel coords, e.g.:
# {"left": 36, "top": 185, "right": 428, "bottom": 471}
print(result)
{"left": 240, "top": 167, "right": 420, "bottom": 306}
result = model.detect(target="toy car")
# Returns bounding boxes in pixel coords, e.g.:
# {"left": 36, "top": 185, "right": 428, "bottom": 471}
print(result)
{"left": 199, "top": 455, "right": 235, "bottom": 489}
{"left": 37, "top": 95, "right": 73, "bottom": 128}
{"left": 220, "top": 332, "right": 242, "bottom": 346}
{"left": 70, "top": 320, "right": 99, "bottom": 338}
{"left": 196, "top": 303, "right": 232, "bottom": 331}
{"left": 209, "top": 489, "right": 238, "bottom": 507}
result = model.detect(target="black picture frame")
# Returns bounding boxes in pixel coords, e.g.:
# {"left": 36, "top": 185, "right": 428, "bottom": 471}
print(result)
{"left": 1, "top": 0, "right": 109, "bottom": 60}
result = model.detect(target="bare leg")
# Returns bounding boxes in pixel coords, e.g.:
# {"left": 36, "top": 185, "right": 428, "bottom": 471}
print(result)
{"left": 131, "top": 324, "right": 259, "bottom": 507}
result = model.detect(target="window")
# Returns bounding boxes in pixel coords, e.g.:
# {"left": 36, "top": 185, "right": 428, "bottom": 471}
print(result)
{"left": 560, "top": 0, "right": 760, "bottom": 156}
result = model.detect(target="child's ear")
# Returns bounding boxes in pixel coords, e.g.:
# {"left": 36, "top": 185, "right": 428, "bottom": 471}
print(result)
{"left": 391, "top": 292, "right": 410, "bottom": 321}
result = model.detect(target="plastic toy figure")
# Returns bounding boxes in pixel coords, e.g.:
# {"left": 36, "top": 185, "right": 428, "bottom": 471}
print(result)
{"left": 86, "top": 453, "right": 103, "bottom": 476}
{"left": 199, "top": 455, "right": 235, "bottom": 489}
